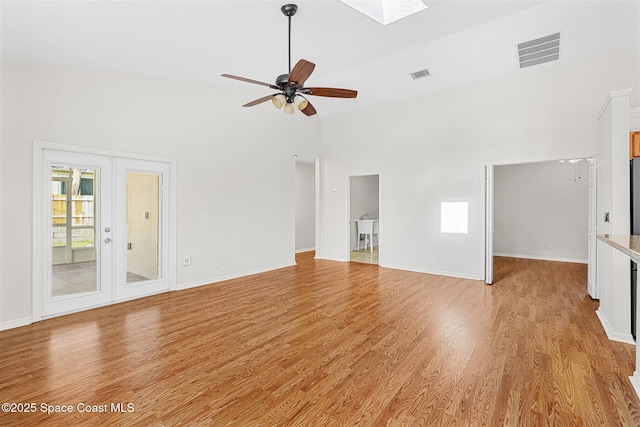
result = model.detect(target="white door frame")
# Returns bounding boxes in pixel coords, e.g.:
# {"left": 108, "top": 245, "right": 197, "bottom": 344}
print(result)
{"left": 314, "top": 156, "right": 321, "bottom": 259}
{"left": 346, "top": 172, "right": 381, "bottom": 262}
{"left": 587, "top": 157, "right": 598, "bottom": 298}
{"left": 485, "top": 164, "right": 494, "bottom": 285}
{"left": 483, "top": 154, "right": 597, "bottom": 285}
{"left": 32, "top": 140, "right": 177, "bottom": 321}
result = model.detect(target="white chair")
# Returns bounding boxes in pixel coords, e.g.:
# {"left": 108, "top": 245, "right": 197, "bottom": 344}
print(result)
{"left": 356, "top": 220, "right": 374, "bottom": 253}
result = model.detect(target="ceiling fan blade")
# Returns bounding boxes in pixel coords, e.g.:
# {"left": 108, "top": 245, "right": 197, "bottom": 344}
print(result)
{"left": 242, "top": 94, "right": 278, "bottom": 107}
{"left": 221, "top": 74, "right": 280, "bottom": 90}
{"left": 288, "top": 59, "right": 315, "bottom": 87}
{"left": 301, "top": 101, "right": 317, "bottom": 116}
{"left": 305, "top": 87, "right": 358, "bottom": 98}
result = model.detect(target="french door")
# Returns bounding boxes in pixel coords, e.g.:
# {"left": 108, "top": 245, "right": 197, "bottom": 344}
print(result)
{"left": 41, "top": 149, "right": 170, "bottom": 317}
{"left": 115, "top": 158, "right": 171, "bottom": 301}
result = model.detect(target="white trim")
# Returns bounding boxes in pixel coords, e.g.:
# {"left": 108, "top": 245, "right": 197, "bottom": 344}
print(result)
{"left": 295, "top": 247, "right": 315, "bottom": 254}
{"left": 381, "top": 263, "right": 483, "bottom": 281}
{"left": 598, "top": 88, "right": 633, "bottom": 119}
{"left": 630, "top": 373, "right": 640, "bottom": 400}
{"left": 485, "top": 153, "right": 597, "bottom": 168}
{"left": 596, "top": 308, "right": 635, "bottom": 345}
{"left": 314, "top": 155, "right": 321, "bottom": 260}
{"left": 0, "top": 316, "right": 33, "bottom": 331}
{"left": 346, "top": 176, "right": 351, "bottom": 260}
{"left": 32, "top": 144, "right": 44, "bottom": 322}
{"left": 178, "top": 262, "right": 295, "bottom": 291}
{"left": 485, "top": 164, "right": 494, "bottom": 284}
{"left": 493, "top": 253, "right": 588, "bottom": 264}
{"left": 319, "top": 255, "right": 347, "bottom": 263}
{"left": 34, "top": 140, "right": 176, "bottom": 164}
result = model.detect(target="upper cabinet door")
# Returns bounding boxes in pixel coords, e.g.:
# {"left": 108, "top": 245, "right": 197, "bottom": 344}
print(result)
{"left": 630, "top": 131, "right": 640, "bottom": 159}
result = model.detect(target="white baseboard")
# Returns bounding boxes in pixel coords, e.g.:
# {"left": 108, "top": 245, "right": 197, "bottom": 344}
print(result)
{"left": 295, "top": 247, "right": 315, "bottom": 254}
{"left": 316, "top": 255, "right": 347, "bottom": 262}
{"left": 178, "top": 261, "right": 295, "bottom": 291}
{"left": 596, "top": 308, "right": 635, "bottom": 345}
{"left": 0, "top": 316, "right": 33, "bottom": 331}
{"left": 630, "top": 373, "right": 640, "bottom": 400}
{"left": 381, "top": 263, "right": 483, "bottom": 281}
{"left": 493, "top": 253, "right": 588, "bottom": 264}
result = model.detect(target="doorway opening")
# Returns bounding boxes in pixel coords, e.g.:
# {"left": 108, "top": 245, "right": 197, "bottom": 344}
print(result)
{"left": 295, "top": 160, "right": 316, "bottom": 256}
{"left": 485, "top": 158, "right": 594, "bottom": 285}
{"left": 349, "top": 174, "right": 379, "bottom": 264}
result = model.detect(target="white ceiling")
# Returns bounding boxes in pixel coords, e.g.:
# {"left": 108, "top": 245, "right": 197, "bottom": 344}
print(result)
{"left": 1, "top": 0, "right": 639, "bottom": 117}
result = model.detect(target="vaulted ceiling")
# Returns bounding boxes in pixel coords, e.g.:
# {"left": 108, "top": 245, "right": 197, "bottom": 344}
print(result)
{"left": 2, "top": 1, "right": 638, "bottom": 116}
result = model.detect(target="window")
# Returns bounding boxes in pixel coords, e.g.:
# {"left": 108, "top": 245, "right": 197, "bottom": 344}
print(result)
{"left": 441, "top": 202, "right": 468, "bottom": 234}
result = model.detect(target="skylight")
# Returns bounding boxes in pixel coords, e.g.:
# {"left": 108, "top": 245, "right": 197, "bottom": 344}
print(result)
{"left": 340, "top": 0, "right": 428, "bottom": 25}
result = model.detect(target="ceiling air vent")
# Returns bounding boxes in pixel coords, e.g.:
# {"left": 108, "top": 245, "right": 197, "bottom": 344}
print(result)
{"left": 410, "top": 68, "right": 430, "bottom": 80}
{"left": 517, "top": 32, "right": 560, "bottom": 69}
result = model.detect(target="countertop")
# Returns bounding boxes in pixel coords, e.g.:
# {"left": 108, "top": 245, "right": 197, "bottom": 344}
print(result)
{"left": 597, "top": 234, "right": 640, "bottom": 263}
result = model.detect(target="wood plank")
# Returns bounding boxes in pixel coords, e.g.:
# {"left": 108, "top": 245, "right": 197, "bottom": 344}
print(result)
{"left": 0, "top": 253, "right": 639, "bottom": 425}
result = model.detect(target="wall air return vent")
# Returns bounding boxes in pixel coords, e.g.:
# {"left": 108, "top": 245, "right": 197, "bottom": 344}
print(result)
{"left": 410, "top": 69, "right": 431, "bottom": 80}
{"left": 517, "top": 32, "right": 561, "bottom": 69}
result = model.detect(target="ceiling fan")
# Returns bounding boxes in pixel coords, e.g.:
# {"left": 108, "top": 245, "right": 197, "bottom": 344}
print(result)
{"left": 221, "top": 3, "right": 357, "bottom": 116}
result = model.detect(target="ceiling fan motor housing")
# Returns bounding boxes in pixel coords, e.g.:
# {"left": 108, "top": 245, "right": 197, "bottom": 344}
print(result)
{"left": 276, "top": 74, "right": 290, "bottom": 88}
{"left": 276, "top": 73, "right": 300, "bottom": 101}
{"left": 281, "top": 4, "right": 297, "bottom": 17}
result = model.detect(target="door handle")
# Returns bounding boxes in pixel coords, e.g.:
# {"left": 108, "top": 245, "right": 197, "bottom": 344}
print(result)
{"left": 104, "top": 238, "right": 112, "bottom": 243}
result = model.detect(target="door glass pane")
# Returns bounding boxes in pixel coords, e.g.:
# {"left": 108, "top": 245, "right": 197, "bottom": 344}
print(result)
{"left": 51, "top": 166, "right": 98, "bottom": 297}
{"left": 126, "top": 172, "right": 160, "bottom": 284}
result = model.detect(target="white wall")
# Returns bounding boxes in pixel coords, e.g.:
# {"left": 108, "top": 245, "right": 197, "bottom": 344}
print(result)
{"left": 494, "top": 161, "right": 589, "bottom": 263}
{"left": 319, "top": 46, "right": 640, "bottom": 279}
{"left": 0, "top": 60, "right": 320, "bottom": 327}
{"left": 295, "top": 161, "right": 315, "bottom": 252}
{"left": 349, "top": 175, "right": 379, "bottom": 250}
{"left": 596, "top": 89, "right": 632, "bottom": 343}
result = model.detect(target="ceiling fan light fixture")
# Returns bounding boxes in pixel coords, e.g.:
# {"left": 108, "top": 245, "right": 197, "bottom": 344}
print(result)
{"left": 294, "top": 95, "right": 308, "bottom": 111}
{"left": 221, "top": 3, "right": 357, "bottom": 117}
{"left": 283, "top": 102, "right": 295, "bottom": 114}
{"left": 272, "top": 94, "right": 286, "bottom": 109}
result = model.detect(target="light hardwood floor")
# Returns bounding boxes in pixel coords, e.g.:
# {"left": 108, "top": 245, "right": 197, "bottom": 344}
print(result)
{"left": 1, "top": 253, "right": 639, "bottom": 425}
{"left": 350, "top": 246, "right": 379, "bottom": 264}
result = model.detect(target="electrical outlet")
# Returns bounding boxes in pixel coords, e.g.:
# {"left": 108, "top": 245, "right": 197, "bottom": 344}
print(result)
{"left": 547, "top": 243, "right": 553, "bottom": 249}
{"left": 182, "top": 256, "right": 191, "bottom": 267}
{"left": 221, "top": 267, "right": 225, "bottom": 275}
